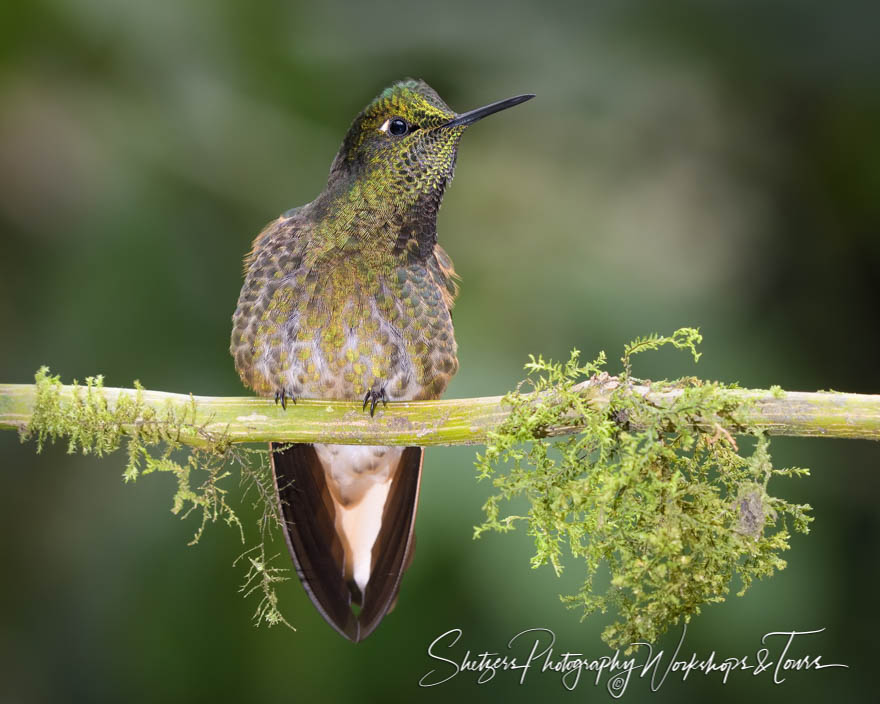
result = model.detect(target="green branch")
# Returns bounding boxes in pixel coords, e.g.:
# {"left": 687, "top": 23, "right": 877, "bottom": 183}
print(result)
{"left": 1, "top": 376, "right": 878, "bottom": 447}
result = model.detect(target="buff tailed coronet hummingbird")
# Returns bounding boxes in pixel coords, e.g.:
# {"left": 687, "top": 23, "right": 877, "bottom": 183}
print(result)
{"left": 230, "top": 79, "right": 534, "bottom": 641}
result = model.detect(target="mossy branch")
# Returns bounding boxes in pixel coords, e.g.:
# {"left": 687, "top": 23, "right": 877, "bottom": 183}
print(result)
{"left": 2, "top": 328, "right": 877, "bottom": 649}
{"left": 1, "top": 375, "right": 878, "bottom": 447}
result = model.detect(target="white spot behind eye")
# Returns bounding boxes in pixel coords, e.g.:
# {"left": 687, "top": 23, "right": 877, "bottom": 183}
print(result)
{"left": 378, "top": 118, "right": 391, "bottom": 134}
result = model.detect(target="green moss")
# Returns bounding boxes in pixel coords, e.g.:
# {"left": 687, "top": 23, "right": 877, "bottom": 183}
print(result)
{"left": 23, "top": 367, "right": 293, "bottom": 630}
{"left": 474, "top": 328, "right": 812, "bottom": 650}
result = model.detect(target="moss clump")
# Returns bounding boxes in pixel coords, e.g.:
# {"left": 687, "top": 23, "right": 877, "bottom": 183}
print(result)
{"left": 475, "top": 328, "right": 812, "bottom": 649}
{"left": 23, "top": 367, "right": 293, "bottom": 629}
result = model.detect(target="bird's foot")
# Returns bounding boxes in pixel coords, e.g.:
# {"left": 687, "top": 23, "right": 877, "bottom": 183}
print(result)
{"left": 362, "top": 387, "right": 388, "bottom": 417}
{"left": 274, "top": 388, "right": 296, "bottom": 410}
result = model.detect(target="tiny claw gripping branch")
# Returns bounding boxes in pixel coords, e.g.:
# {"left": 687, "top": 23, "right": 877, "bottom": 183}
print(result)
{"left": 274, "top": 389, "right": 296, "bottom": 410}
{"left": 362, "top": 388, "right": 388, "bottom": 417}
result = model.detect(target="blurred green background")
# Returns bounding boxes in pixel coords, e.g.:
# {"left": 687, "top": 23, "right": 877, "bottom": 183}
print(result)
{"left": 1, "top": 0, "right": 878, "bottom": 702}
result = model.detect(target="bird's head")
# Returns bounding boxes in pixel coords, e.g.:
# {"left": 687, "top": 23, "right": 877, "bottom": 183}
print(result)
{"left": 328, "top": 79, "right": 534, "bottom": 204}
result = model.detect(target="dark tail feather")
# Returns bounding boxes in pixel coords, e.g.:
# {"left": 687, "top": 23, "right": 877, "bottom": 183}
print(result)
{"left": 270, "top": 443, "right": 358, "bottom": 640}
{"left": 270, "top": 443, "right": 423, "bottom": 642}
{"left": 358, "top": 446, "right": 423, "bottom": 638}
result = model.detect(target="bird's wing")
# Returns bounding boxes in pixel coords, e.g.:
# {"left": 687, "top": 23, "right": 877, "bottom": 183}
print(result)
{"left": 428, "top": 244, "right": 459, "bottom": 309}
{"left": 231, "top": 213, "right": 313, "bottom": 395}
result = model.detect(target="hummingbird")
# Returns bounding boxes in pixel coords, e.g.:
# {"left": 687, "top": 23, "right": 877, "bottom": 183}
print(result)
{"left": 230, "top": 79, "right": 534, "bottom": 642}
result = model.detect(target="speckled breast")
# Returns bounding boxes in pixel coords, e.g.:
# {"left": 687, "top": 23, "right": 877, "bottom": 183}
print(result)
{"left": 231, "top": 245, "right": 459, "bottom": 403}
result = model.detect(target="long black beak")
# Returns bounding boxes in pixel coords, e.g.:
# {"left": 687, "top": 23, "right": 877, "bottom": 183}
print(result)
{"left": 443, "top": 93, "right": 535, "bottom": 128}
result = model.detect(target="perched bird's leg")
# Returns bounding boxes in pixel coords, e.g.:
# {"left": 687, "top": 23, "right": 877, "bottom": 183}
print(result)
{"left": 362, "top": 387, "right": 388, "bottom": 417}
{"left": 274, "top": 389, "right": 296, "bottom": 410}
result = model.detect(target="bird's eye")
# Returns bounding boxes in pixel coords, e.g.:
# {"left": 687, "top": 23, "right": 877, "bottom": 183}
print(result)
{"left": 388, "top": 117, "right": 409, "bottom": 136}
{"left": 378, "top": 116, "right": 416, "bottom": 137}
